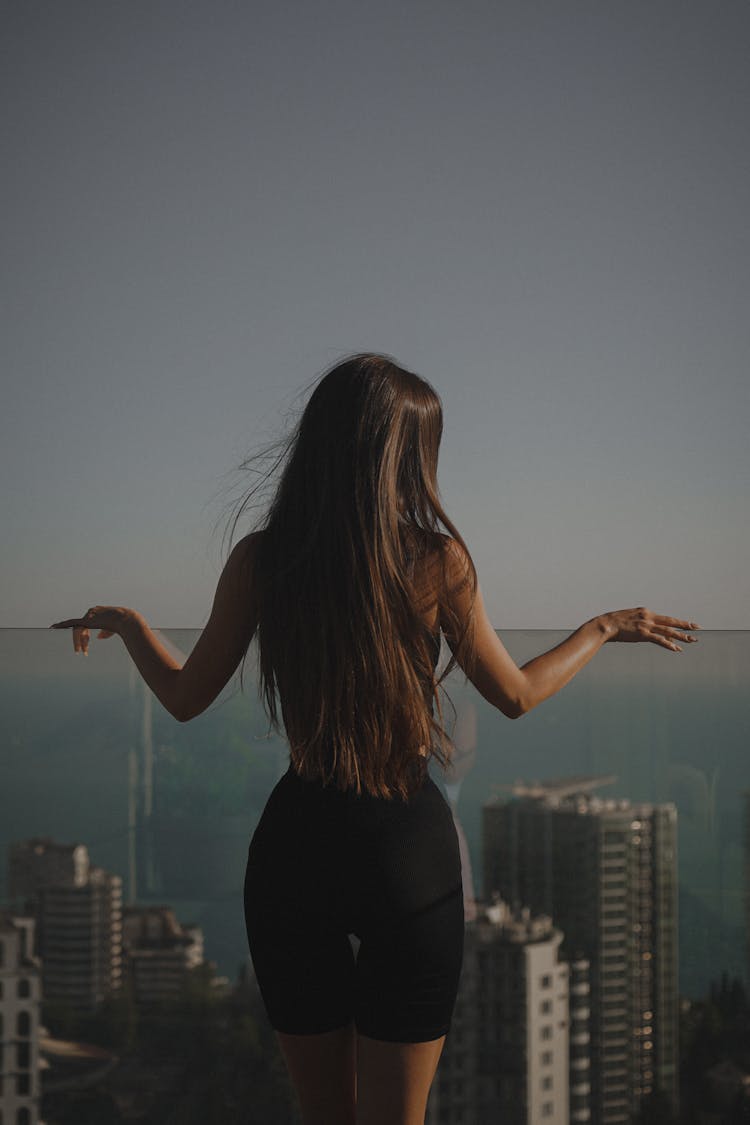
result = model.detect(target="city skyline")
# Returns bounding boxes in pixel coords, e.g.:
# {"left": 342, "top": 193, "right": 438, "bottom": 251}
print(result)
{"left": 4, "top": 774, "right": 677, "bottom": 1125}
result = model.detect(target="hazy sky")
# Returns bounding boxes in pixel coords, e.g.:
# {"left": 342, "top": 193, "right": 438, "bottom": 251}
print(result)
{"left": 2, "top": 1, "right": 748, "bottom": 629}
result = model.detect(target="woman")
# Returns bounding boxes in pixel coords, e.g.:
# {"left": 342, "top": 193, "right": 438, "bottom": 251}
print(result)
{"left": 52, "top": 354, "right": 698, "bottom": 1125}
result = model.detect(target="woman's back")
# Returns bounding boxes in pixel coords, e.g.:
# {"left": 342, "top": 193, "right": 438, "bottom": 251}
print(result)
{"left": 248, "top": 357, "right": 477, "bottom": 799}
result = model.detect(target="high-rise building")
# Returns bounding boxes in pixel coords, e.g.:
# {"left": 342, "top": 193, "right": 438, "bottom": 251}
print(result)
{"left": 9, "top": 839, "right": 123, "bottom": 1012}
{"left": 0, "top": 913, "right": 42, "bottom": 1125}
{"left": 483, "top": 778, "right": 678, "bottom": 1125}
{"left": 123, "top": 905, "right": 204, "bottom": 1004}
{"left": 744, "top": 791, "right": 750, "bottom": 983}
{"left": 428, "top": 899, "right": 581, "bottom": 1125}
{"left": 8, "top": 839, "right": 89, "bottom": 901}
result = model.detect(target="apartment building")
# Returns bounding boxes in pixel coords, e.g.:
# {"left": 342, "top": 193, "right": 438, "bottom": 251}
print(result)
{"left": 482, "top": 777, "right": 678, "bottom": 1124}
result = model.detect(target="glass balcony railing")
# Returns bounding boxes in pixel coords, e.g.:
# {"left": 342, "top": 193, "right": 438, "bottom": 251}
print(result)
{"left": 1, "top": 628, "right": 748, "bottom": 1124}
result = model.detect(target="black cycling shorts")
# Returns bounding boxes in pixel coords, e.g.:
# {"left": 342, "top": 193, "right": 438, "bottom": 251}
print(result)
{"left": 243, "top": 764, "right": 464, "bottom": 1043}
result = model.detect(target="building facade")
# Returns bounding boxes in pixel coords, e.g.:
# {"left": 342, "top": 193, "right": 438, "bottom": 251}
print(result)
{"left": 428, "top": 900, "right": 580, "bottom": 1125}
{"left": 0, "top": 913, "right": 42, "bottom": 1125}
{"left": 482, "top": 778, "right": 678, "bottom": 1124}
{"left": 9, "top": 839, "right": 122, "bottom": 1012}
{"left": 122, "top": 906, "right": 203, "bottom": 1004}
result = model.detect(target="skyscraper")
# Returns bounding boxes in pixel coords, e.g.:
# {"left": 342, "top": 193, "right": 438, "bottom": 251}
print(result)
{"left": 428, "top": 899, "right": 579, "bottom": 1125}
{"left": 9, "top": 838, "right": 123, "bottom": 1012}
{"left": 482, "top": 778, "right": 678, "bottom": 1124}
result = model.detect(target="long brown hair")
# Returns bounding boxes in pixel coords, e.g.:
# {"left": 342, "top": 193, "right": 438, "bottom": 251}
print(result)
{"left": 235, "top": 354, "right": 477, "bottom": 799}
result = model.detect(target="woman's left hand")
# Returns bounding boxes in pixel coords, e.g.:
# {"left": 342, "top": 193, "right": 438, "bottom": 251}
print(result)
{"left": 50, "top": 606, "right": 140, "bottom": 654}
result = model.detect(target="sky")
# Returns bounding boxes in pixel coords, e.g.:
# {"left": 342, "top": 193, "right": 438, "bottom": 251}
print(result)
{"left": 2, "top": 0, "right": 748, "bottom": 629}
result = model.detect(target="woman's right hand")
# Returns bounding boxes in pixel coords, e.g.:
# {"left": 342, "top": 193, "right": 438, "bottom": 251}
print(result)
{"left": 598, "top": 608, "right": 699, "bottom": 652}
{"left": 51, "top": 606, "right": 141, "bottom": 654}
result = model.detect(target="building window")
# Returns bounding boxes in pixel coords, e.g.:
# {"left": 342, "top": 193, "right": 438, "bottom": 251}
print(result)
{"left": 17, "top": 1011, "right": 31, "bottom": 1038}
{"left": 540, "top": 999, "right": 552, "bottom": 1014}
{"left": 540, "top": 974, "right": 552, "bottom": 989}
{"left": 542, "top": 1075, "right": 553, "bottom": 1090}
{"left": 541, "top": 1050, "right": 553, "bottom": 1066}
{"left": 17, "top": 979, "right": 30, "bottom": 999}
{"left": 540, "top": 1025, "right": 553, "bottom": 1041}
{"left": 17, "top": 1042, "right": 30, "bottom": 1070}
{"left": 17, "top": 1072, "right": 31, "bottom": 1096}
{"left": 541, "top": 1103, "right": 554, "bottom": 1117}
{"left": 18, "top": 1109, "right": 31, "bottom": 1125}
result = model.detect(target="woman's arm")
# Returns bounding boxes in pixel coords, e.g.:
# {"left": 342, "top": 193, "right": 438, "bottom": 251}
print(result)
{"left": 51, "top": 533, "right": 260, "bottom": 721}
{"left": 440, "top": 540, "right": 698, "bottom": 719}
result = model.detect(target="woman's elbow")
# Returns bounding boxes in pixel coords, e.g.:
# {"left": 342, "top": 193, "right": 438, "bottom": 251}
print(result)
{"left": 174, "top": 700, "right": 207, "bottom": 722}
{"left": 504, "top": 700, "right": 528, "bottom": 720}
{"left": 171, "top": 694, "right": 201, "bottom": 722}
{"left": 495, "top": 694, "right": 529, "bottom": 720}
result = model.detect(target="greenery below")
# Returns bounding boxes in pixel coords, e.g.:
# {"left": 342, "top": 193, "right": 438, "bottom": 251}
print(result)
{"left": 42, "top": 965, "right": 299, "bottom": 1124}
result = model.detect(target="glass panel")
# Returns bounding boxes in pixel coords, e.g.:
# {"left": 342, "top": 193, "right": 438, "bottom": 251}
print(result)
{"left": 1, "top": 627, "right": 748, "bottom": 1124}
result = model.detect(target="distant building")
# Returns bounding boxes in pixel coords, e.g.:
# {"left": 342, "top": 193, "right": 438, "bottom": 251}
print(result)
{"left": 9, "top": 839, "right": 123, "bottom": 1012}
{"left": 8, "top": 839, "right": 89, "bottom": 901}
{"left": 122, "top": 906, "right": 204, "bottom": 1004}
{"left": 744, "top": 791, "right": 750, "bottom": 982}
{"left": 483, "top": 777, "right": 678, "bottom": 1125}
{"left": 428, "top": 899, "right": 579, "bottom": 1125}
{"left": 0, "top": 912, "right": 42, "bottom": 1125}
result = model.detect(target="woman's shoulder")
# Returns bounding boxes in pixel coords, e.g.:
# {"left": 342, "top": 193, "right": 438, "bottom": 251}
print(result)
{"left": 221, "top": 531, "right": 265, "bottom": 598}
{"left": 410, "top": 535, "right": 459, "bottom": 626}
{"left": 230, "top": 529, "right": 264, "bottom": 562}
{"left": 417, "top": 535, "right": 471, "bottom": 585}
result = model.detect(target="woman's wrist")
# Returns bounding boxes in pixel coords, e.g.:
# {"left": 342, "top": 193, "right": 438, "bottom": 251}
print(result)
{"left": 119, "top": 608, "right": 146, "bottom": 639}
{"left": 589, "top": 613, "right": 616, "bottom": 642}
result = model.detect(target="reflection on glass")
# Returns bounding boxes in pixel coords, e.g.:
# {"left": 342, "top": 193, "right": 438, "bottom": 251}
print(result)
{"left": 1, "top": 628, "right": 748, "bottom": 1123}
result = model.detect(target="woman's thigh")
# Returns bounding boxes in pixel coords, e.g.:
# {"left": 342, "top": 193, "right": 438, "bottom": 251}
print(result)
{"left": 356, "top": 1033, "right": 447, "bottom": 1125}
{"left": 276, "top": 1023, "right": 357, "bottom": 1125}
